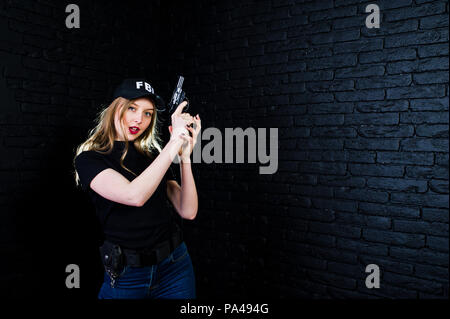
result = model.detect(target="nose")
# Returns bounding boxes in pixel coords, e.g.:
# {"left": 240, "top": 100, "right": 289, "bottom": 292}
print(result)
{"left": 133, "top": 112, "right": 143, "bottom": 124}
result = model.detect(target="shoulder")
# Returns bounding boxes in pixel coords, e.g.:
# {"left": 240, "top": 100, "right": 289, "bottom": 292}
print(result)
{"left": 75, "top": 150, "right": 109, "bottom": 168}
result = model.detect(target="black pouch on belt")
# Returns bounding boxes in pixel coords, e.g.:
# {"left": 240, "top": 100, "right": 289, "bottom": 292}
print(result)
{"left": 99, "top": 241, "right": 125, "bottom": 286}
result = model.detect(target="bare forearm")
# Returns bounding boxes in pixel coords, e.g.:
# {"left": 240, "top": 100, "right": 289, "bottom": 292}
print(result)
{"left": 129, "top": 138, "right": 184, "bottom": 206}
{"left": 179, "top": 160, "right": 198, "bottom": 219}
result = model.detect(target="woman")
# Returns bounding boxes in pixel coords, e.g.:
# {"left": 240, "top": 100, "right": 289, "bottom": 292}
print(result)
{"left": 73, "top": 78, "right": 201, "bottom": 299}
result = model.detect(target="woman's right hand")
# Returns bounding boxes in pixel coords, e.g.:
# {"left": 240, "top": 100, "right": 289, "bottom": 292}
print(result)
{"left": 169, "top": 101, "right": 194, "bottom": 142}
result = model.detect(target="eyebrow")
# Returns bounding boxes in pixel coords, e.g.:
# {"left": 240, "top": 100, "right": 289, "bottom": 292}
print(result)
{"left": 131, "top": 103, "right": 154, "bottom": 111}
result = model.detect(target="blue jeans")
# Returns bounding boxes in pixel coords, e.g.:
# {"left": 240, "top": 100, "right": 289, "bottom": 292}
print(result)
{"left": 98, "top": 242, "right": 196, "bottom": 299}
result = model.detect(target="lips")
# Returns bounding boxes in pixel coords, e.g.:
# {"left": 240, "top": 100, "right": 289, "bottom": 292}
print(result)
{"left": 129, "top": 126, "right": 140, "bottom": 134}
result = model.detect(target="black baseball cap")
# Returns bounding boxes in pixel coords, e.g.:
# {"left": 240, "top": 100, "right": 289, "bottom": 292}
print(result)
{"left": 112, "top": 78, "right": 166, "bottom": 111}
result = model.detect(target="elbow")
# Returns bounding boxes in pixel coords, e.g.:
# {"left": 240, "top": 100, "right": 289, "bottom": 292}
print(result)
{"left": 182, "top": 207, "right": 198, "bottom": 220}
{"left": 128, "top": 187, "right": 144, "bottom": 207}
{"left": 132, "top": 197, "right": 143, "bottom": 207}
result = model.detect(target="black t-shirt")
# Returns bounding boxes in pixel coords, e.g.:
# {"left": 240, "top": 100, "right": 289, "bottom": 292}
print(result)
{"left": 74, "top": 140, "right": 180, "bottom": 249}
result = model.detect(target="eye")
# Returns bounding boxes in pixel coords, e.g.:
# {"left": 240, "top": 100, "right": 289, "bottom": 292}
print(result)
{"left": 145, "top": 112, "right": 153, "bottom": 117}
{"left": 128, "top": 106, "right": 135, "bottom": 111}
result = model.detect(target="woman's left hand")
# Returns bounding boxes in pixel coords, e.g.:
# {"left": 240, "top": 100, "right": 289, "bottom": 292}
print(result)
{"left": 180, "top": 114, "right": 201, "bottom": 162}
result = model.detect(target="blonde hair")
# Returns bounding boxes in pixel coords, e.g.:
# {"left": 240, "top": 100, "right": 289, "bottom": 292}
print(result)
{"left": 73, "top": 96, "right": 163, "bottom": 187}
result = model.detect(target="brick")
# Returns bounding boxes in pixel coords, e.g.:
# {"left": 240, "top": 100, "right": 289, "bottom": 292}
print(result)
{"left": 391, "top": 192, "right": 449, "bottom": 208}
{"left": 359, "top": 202, "right": 420, "bottom": 219}
{"left": 410, "top": 98, "right": 448, "bottom": 111}
{"left": 288, "top": 207, "right": 335, "bottom": 222}
{"left": 426, "top": 236, "right": 449, "bottom": 253}
{"left": 435, "top": 153, "right": 449, "bottom": 167}
{"left": 386, "top": 85, "right": 446, "bottom": 99}
{"left": 273, "top": 173, "right": 317, "bottom": 185}
{"left": 311, "top": 150, "right": 375, "bottom": 164}
{"left": 289, "top": 47, "right": 332, "bottom": 59}
{"left": 415, "top": 264, "right": 449, "bottom": 281}
{"left": 359, "top": 74, "right": 412, "bottom": 89}
{"left": 306, "top": 80, "right": 354, "bottom": 92}
{"left": 291, "top": 70, "right": 333, "bottom": 82}
{"left": 327, "top": 261, "right": 363, "bottom": 278}
{"left": 393, "top": 220, "right": 449, "bottom": 236}
{"left": 310, "top": 222, "right": 361, "bottom": 238}
{"left": 298, "top": 162, "right": 347, "bottom": 175}
{"left": 309, "top": 102, "right": 353, "bottom": 114}
{"left": 332, "top": 15, "right": 365, "bottom": 30}
{"left": 309, "top": 6, "right": 358, "bottom": 22}
{"left": 377, "top": 151, "right": 433, "bottom": 165}
{"left": 311, "top": 127, "right": 357, "bottom": 137}
{"left": 367, "top": 177, "right": 428, "bottom": 193}
{"left": 293, "top": 0, "right": 334, "bottom": 12}
{"left": 309, "top": 114, "right": 345, "bottom": 126}
{"left": 345, "top": 113, "right": 398, "bottom": 125}
{"left": 241, "top": 25, "right": 276, "bottom": 40}
{"left": 311, "top": 29, "right": 360, "bottom": 45}
{"left": 359, "top": 125, "right": 414, "bottom": 138}
{"left": 362, "top": 229, "right": 425, "bottom": 248}
{"left": 336, "top": 65, "right": 385, "bottom": 78}
{"left": 309, "top": 270, "right": 357, "bottom": 290}
{"left": 312, "top": 197, "right": 358, "bottom": 213}
{"left": 413, "top": 71, "right": 449, "bottom": 84}
{"left": 387, "top": 57, "right": 449, "bottom": 74}
{"left": 385, "top": 2, "right": 447, "bottom": 22}
{"left": 287, "top": 23, "right": 331, "bottom": 38}
{"left": 400, "top": 112, "right": 449, "bottom": 124}
{"left": 418, "top": 43, "right": 449, "bottom": 58}
{"left": 429, "top": 181, "right": 448, "bottom": 197}
{"left": 400, "top": 138, "right": 448, "bottom": 152}
{"left": 362, "top": 19, "right": 419, "bottom": 38}
{"left": 333, "top": 38, "right": 383, "bottom": 54}
{"left": 291, "top": 92, "right": 334, "bottom": 104}
{"left": 356, "top": 100, "right": 408, "bottom": 113}
{"left": 349, "top": 164, "right": 404, "bottom": 177}
{"left": 383, "top": 272, "right": 443, "bottom": 294}
{"left": 266, "top": 38, "right": 308, "bottom": 53}
{"left": 335, "top": 188, "right": 389, "bottom": 203}
{"left": 416, "top": 124, "right": 448, "bottom": 138}
{"left": 335, "top": 89, "right": 385, "bottom": 102}
{"left": 268, "top": 61, "right": 306, "bottom": 74}
{"left": 406, "top": 166, "right": 449, "bottom": 180}
{"left": 359, "top": 48, "right": 417, "bottom": 64}
{"left": 264, "top": 83, "right": 306, "bottom": 95}
{"left": 345, "top": 138, "right": 400, "bottom": 151}
{"left": 422, "top": 207, "right": 449, "bottom": 223}
{"left": 336, "top": 212, "right": 391, "bottom": 230}
{"left": 307, "top": 54, "right": 357, "bottom": 70}
{"left": 337, "top": 238, "right": 388, "bottom": 256}
{"left": 384, "top": 25, "right": 448, "bottom": 48}
{"left": 290, "top": 184, "right": 334, "bottom": 198}
{"left": 420, "top": 14, "right": 449, "bottom": 29}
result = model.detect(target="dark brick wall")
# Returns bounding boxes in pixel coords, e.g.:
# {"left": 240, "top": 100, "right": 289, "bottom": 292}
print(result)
{"left": 0, "top": 0, "right": 169, "bottom": 298}
{"left": 0, "top": 0, "right": 448, "bottom": 299}
{"left": 165, "top": 0, "right": 449, "bottom": 299}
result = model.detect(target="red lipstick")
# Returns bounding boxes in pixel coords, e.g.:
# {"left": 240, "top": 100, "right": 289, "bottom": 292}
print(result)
{"left": 129, "top": 126, "right": 140, "bottom": 134}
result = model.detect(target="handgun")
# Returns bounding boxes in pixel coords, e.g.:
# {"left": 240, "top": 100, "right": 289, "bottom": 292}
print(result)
{"left": 167, "top": 75, "right": 193, "bottom": 133}
{"left": 168, "top": 75, "right": 189, "bottom": 114}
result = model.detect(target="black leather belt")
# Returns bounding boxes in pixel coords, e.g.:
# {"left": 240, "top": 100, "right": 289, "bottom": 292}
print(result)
{"left": 104, "top": 231, "right": 183, "bottom": 267}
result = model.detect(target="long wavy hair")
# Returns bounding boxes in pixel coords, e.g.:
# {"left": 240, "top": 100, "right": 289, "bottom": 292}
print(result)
{"left": 73, "top": 96, "right": 163, "bottom": 187}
